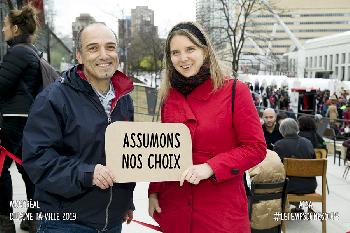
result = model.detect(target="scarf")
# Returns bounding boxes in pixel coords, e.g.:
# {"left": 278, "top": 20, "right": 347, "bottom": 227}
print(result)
{"left": 170, "top": 66, "right": 210, "bottom": 95}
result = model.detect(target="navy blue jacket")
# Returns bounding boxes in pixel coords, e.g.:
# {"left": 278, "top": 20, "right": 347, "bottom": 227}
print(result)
{"left": 22, "top": 65, "right": 135, "bottom": 230}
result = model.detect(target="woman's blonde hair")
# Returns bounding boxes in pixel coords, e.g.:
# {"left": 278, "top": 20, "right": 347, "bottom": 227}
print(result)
{"left": 159, "top": 21, "right": 227, "bottom": 102}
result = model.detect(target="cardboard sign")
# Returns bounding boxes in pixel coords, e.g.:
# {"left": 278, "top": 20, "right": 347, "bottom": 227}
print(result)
{"left": 105, "top": 122, "right": 192, "bottom": 183}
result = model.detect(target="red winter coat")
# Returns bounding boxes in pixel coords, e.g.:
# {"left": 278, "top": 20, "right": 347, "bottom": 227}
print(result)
{"left": 149, "top": 79, "right": 266, "bottom": 233}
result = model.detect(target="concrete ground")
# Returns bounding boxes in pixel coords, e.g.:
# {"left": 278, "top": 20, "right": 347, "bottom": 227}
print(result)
{"left": 10, "top": 154, "right": 350, "bottom": 233}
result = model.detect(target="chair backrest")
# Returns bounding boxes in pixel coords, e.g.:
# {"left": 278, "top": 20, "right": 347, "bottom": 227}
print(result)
{"left": 283, "top": 158, "right": 327, "bottom": 177}
{"left": 314, "top": 148, "right": 327, "bottom": 159}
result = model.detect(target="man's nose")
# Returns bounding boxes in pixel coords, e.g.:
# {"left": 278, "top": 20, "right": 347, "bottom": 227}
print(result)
{"left": 99, "top": 48, "right": 108, "bottom": 58}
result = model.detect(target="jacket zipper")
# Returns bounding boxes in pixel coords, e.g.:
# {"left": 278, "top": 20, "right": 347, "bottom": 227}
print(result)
{"left": 106, "top": 91, "right": 131, "bottom": 124}
{"left": 102, "top": 89, "right": 132, "bottom": 230}
{"left": 101, "top": 187, "right": 113, "bottom": 231}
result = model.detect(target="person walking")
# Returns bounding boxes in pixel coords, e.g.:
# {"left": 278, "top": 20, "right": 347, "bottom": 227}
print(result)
{"left": 0, "top": 4, "right": 41, "bottom": 233}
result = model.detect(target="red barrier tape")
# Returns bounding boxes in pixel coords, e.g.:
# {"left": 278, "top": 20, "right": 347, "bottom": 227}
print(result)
{"left": 132, "top": 219, "right": 162, "bottom": 232}
{"left": 0, "top": 145, "right": 22, "bottom": 176}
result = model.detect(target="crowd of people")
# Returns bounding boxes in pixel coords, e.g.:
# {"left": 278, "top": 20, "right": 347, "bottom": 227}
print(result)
{"left": 0, "top": 3, "right": 347, "bottom": 233}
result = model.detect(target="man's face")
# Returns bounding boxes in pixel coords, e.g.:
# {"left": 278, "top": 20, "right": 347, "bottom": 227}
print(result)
{"left": 76, "top": 24, "right": 119, "bottom": 81}
{"left": 263, "top": 110, "right": 276, "bottom": 128}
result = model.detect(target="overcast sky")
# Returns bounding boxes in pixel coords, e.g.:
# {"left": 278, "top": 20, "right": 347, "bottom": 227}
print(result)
{"left": 52, "top": 0, "right": 196, "bottom": 38}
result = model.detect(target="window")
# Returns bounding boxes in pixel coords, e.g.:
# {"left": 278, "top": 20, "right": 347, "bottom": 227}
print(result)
{"left": 336, "top": 54, "right": 339, "bottom": 64}
{"left": 306, "top": 57, "right": 308, "bottom": 68}
{"left": 319, "top": 56, "right": 322, "bottom": 67}
{"left": 314, "top": 57, "right": 317, "bottom": 67}
{"left": 335, "top": 67, "right": 339, "bottom": 76}
{"left": 330, "top": 55, "right": 333, "bottom": 70}
{"left": 341, "top": 66, "right": 345, "bottom": 81}
{"left": 342, "top": 53, "right": 346, "bottom": 64}
{"left": 310, "top": 57, "right": 313, "bottom": 68}
{"left": 348, "top": 66, "right": 350, "bottom": 81}
{"left": 324, "top": 56, "right": 327, "bottom": 70}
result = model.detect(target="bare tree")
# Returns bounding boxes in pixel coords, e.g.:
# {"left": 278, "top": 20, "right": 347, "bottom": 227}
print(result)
{"left": 127, "top": 27, "right": 163, "bottom": 78}
{"left": 198, "top": 0, "right": 283, "bottom": 75}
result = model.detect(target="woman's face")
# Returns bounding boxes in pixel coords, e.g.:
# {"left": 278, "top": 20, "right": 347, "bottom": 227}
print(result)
{"left": 170, "top": 35, "right": 206, "bottom": 78}
{"left": 2, "top": 17, "right": 16, "bottom": 41}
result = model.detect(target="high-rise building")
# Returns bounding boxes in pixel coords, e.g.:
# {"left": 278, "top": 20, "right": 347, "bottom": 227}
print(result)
{"left": 196, "top": 0, "right": 233, "bottom": 50}
{"left": 246, "top": 0, "right": 350, "bottom": 56}
{"left": 72, "top": 13, "right": 96, "bottom": 54}
{"left": 131, "top": 6, "right": 158, "bottom": 37}
{"left": 196, "top": 0, "right": 350, "bottom": 75}
{"left": 118, "top": 17, "right": 131, "bottom": 74}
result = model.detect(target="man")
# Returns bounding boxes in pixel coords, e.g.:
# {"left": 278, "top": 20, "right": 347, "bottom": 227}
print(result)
{"left": 262, "top": 108, "right": 283, "bottom": 150}
{"left": 22, "top": 23, "right": 135, "bottom": 233}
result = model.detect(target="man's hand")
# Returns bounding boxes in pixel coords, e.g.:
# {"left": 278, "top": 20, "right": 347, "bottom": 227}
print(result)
{"left": 123, "top": 209, "right": 133, "bottom": 224}
{"left": 92, "top": 164, "right": 116, "bottom": 189}
{"left": 148, "top": 193, "right": 161, "bottom": 218}
{"left": 179, "top": 163, "right": 214, "bottom": 186}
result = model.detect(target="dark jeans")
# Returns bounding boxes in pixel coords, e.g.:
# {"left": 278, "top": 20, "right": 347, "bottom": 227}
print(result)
{"left": 0, "top": 117, "right": 36, "bottom": 215}
{"left": 37, "top": 220, "right": 122, "bottom": 233}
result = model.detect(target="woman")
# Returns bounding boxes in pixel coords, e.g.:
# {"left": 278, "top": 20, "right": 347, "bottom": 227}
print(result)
{"left": 148, "top": 22, "right": 266, "bottom": 233}
{"left": 298, "top": 115, "right": 326, "bottom": 149}
{"left": 0, "top": 4, "right": 41, "bottom": 233}
{"left": 273, "top": 118, "right": 317, "bottom": 194}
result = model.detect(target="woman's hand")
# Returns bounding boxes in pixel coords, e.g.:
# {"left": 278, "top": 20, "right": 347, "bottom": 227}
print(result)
{"left": 179, "top": 163, "right": 214, "bottom": 186}
{"left": 148, "top": 193, "right": 161, "bottom": 218}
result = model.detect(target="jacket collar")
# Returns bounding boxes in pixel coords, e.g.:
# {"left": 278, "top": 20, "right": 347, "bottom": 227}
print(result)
{"left": 7, "top": 34, "right": 32, "bottom": 47}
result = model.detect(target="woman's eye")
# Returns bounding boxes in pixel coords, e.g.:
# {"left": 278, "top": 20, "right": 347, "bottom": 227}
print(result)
{"left": 187, "top": 47, "right": 195, "bottom": 52}
{"left": 172, "top": 51, "right": 179, "bottom": 56}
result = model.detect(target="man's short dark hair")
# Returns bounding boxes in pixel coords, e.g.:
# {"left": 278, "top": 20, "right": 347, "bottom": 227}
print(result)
{"left": 75, "top": 22, "right": 118, "bottom": 53}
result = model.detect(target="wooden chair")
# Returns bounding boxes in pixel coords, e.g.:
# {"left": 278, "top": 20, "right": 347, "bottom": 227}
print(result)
{"left": 283, "top": 158, "right": 327, "bottom": 233}
{"left": 314, "top": 149, "right": 330, "bottom": 194}
{"left": 249, "top": 179, "right": 288, "bottom": 233}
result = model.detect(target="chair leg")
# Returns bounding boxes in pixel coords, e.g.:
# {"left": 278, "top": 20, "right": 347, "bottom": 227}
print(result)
{"left": 326, "top": 178, "right": 329, "bottom": 194}
{"left": 343, "top": 167, "right": 350, "bottom": 179}
{"left": 344, "top": 167, "right": 350, "bottom": 179}
{"left": 322, "top": 219, "right": 326, "bottom": 233}
{"left": 281, "top": 220, "right": 286, "bottom": 233}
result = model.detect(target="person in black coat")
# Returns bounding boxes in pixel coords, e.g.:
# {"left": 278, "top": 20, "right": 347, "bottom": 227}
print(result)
{"left": 0, "top": 4, "right": 41, "bottom": 233}
{"left": 273, "top": 118, "right": 317, "bottom": 195}
{"left": 298, "top": 116, "right": 327, "bottom": 150}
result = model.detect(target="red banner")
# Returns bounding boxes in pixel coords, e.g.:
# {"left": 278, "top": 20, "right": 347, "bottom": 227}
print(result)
{"left": 0, "top": 146, "right": 22, "bottom": 176}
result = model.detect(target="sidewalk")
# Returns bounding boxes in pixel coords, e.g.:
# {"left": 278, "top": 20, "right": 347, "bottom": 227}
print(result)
{"left": 10, "top": 155, "right": 350, "bottom": 233}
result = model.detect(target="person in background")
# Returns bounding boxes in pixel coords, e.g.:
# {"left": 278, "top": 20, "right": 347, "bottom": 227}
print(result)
{"left": 262, "top": 108, "right": 283, "bottom": 150}
{"left": 274, "top": 118, "right": 317, "bottom": 212}
{"left": 276, "top": 111, "right": 288, "bottom": 125}
{"left": 0, "top": 4, "right": 41, "bottom": 233}
{"left": 298, "top": 116, "right": 327, "bottom": 150}
{"left": 22, "top": 23, "right": 135, "bottom": 233}
{"left": 148, "top": 21, "right": 266, "bottom": 233}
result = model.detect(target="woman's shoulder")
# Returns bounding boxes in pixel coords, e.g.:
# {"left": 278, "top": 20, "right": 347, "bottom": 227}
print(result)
{"left": 6, "top": 44, "right": 38, "bottom": 62}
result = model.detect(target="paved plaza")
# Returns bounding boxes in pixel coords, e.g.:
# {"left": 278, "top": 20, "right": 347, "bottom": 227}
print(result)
{"left": 10, "top": 154, "right": 350, "bottom": 233}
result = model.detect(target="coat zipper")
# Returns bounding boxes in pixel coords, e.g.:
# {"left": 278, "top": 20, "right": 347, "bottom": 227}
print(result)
{"left": 102, "top": 89, "right": 132, "bottom": 230}
{"left": 101, "top": 187, "right": 113, "bottom": 231}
